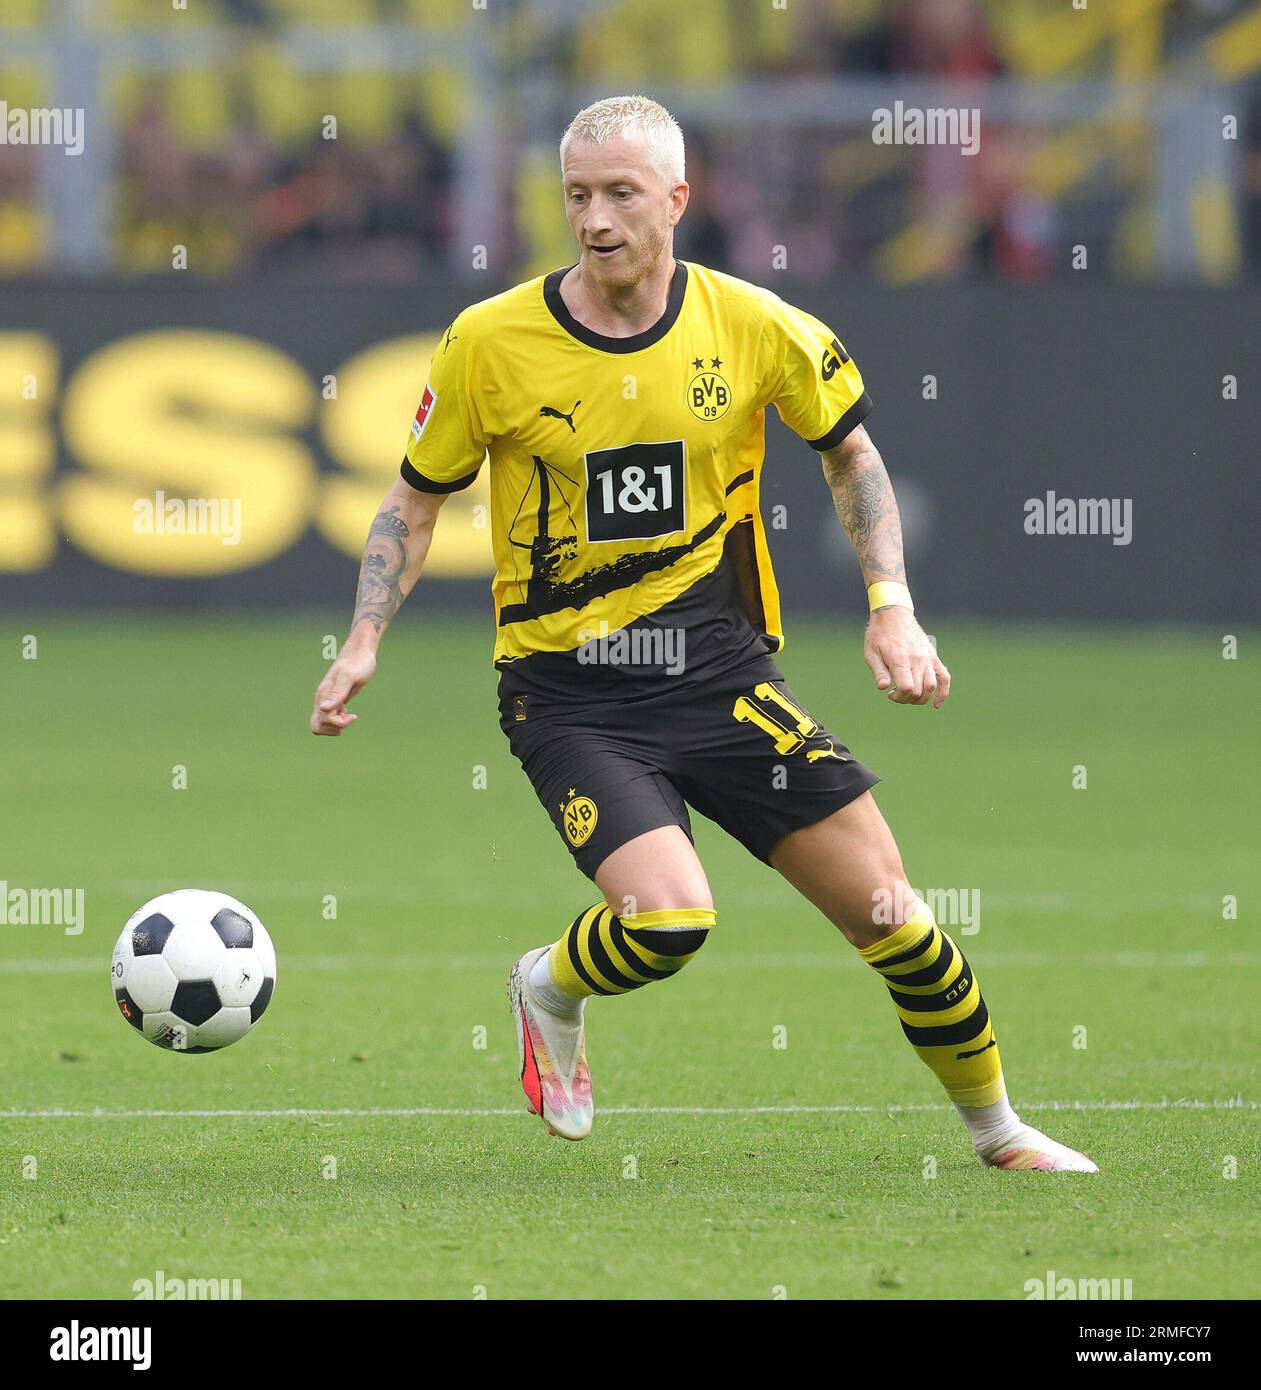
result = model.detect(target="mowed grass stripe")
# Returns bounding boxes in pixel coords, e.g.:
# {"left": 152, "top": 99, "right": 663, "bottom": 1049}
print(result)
{"left": 5, "top": 1098, "right": 1257, "bottom": 1119}
{"left": 6, "top": 952, "right": 1260, "bottom": 973}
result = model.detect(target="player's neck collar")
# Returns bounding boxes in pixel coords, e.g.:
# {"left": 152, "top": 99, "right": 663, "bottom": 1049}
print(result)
{"left": 543, "top": 261, "right": 688, "bottom": 353}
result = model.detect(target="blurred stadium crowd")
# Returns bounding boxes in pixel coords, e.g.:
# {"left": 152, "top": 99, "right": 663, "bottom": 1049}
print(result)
{"left": 1, "top": 0, "right": 1259, "bottom": 283}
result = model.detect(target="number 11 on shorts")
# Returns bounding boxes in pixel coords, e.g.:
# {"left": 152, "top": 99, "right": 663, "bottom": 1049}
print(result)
{"left": 731, "top": 682, "right": 819, "bottom": 755}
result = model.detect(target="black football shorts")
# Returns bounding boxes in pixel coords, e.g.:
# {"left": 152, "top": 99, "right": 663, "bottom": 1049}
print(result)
{"left": 499, "top": 656, "right": 879, "bottom": 880}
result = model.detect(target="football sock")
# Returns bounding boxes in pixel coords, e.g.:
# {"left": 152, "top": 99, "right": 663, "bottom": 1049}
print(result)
{"left": 859, "top": 901, "right": 1007, "bottom": 1110}
{"left": 528, "top": 951, "right": 583, "bottom": 1018}
{"left": 542, "top": 903, "right": 715, "bottom": 1001}
{"left": 954, "top": 1095, "right": 1023, "bottom": 1155}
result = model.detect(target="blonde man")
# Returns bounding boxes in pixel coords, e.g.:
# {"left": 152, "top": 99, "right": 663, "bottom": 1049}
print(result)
{"left": 312, "top": 95, "right": 1095, "bottom": 1172}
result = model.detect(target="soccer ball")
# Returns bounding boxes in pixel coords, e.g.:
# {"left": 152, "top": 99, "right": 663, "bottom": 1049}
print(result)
{"left": 111, "top": 890, "right": 276, "bottom": 1053}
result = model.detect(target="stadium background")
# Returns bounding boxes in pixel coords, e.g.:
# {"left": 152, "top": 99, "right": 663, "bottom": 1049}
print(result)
{"left": 2, "top": 0, "right": 1259, "bottom": 619}
{"left": 3, "top": 0, "right": 1260, "bottom": 1306}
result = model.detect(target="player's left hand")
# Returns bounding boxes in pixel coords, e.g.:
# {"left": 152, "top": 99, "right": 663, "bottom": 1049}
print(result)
{"left": 863, "top": 607, "right": 950, "bottom": 708}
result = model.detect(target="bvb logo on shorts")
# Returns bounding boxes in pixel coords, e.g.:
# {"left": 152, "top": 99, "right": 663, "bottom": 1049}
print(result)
{"left": 687, "top": 370, "right": 731, "bottom": 421}
{"left": 560, "top": 788, "right": 598, "bottom": 847}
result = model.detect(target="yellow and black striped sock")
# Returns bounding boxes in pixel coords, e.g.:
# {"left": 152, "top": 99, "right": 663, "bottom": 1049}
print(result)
{"left": 549, "top": 904, "right": 715, "bottom": 998}
{"left": 859, "top": 902, "right": 1006, "bottom": 1107}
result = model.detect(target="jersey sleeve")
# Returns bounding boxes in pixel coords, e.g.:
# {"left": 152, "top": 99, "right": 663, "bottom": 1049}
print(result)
{"left": 400, "top": 316, "right": 490, "bottom": 492}
{"left": 760, "top": 296, "right": 872, "bottom": 451}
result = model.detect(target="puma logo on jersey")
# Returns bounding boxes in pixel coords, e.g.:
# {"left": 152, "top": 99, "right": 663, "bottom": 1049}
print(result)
{"left": 539, "top": 400, "right": 581, "bottom": 432}
{"left": 956, "top": 1037, "right": 997, "bottom": 1061}
{"left": 805, "top": 740, "right": 850, "bottom": 763}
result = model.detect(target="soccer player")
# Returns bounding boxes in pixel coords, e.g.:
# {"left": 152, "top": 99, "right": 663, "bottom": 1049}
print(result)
{"left": 311, "top": 95, "right": 1096, "bottom": 1172}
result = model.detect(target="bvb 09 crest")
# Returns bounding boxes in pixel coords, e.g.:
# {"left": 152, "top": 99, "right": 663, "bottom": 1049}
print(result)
{"left": 561, "top": 790, "right": 598, "bottom": 847}
{"left": 687, "top": 369, "right": 731, "bottom": 421}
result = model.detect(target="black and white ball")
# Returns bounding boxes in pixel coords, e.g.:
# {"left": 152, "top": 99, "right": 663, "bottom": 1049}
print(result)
{"left": 111, "top": 890, "right": 276, "bottom": 1053}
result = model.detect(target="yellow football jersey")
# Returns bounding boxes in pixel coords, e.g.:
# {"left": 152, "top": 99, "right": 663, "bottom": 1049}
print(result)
{"left": 401, "top": 260, "right": 871, "bottom": 667}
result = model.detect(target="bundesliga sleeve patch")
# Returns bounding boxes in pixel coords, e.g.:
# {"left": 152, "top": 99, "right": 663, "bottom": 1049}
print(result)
{"left": 410, "top": 384, "right": 437, "bottom": 442}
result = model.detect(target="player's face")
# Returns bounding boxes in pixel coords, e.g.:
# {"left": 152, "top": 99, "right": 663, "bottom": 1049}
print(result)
{"left": 562, "top": 135, "right": 687, "bottom": 290}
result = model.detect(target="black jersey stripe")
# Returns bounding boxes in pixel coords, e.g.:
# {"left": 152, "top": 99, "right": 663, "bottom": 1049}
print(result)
{"left": 498, "top": 509, "right": 726, "bottom": 626}
{"left": 724, "top": 470, "right": 754, "bottom": 495}
{"left": 806, "top": 391, "right": 874, "bottom": 451}
{"left": 400, "top": 458, "right": 480, "bottom": 493}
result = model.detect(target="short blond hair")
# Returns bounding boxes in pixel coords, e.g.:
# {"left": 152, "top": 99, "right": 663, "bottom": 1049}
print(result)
{"left": 560, "top": 94, "right": 685, "bottom": 188}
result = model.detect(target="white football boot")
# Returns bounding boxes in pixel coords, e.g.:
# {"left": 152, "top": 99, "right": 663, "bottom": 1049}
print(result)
{"left": 980, "top": 1124, "right": 1099, "bottom": 1172}
{"left": 508, "top": 947, "right": 594, "bottom": 1141}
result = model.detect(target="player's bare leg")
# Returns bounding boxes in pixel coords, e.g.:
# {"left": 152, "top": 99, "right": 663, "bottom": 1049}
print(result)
{"left": 770, "top": 792, "right": 1098, "bottom": 1172}
{"left": 594, "top": 825, "right": 715, "bottom": 916}
{"left": 511, "top": 827, "right": 714, "bottom": 1140}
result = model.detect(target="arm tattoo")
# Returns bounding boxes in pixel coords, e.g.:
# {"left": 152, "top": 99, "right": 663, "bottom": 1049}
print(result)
{"left": 822, "top": 435, "right": 907, "bottom": 583}
{"left": 352, "top": 506, "right": 411, "bottom": 634}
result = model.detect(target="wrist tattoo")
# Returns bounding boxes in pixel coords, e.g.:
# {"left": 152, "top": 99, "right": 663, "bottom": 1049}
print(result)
{"left": 824, "top": 440, "right": 907, "bottom": 583}
{"left": 352, "top": 505, "right": 411, "bottom": 634}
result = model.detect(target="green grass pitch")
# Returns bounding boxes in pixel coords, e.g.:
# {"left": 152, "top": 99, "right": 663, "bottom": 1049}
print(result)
{"left": 2, "top": 614, "right": 1257, "bottom": 1299}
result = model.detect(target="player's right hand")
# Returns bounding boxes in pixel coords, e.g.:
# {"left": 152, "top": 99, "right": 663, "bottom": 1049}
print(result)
{"left": 310, "top": 646, "right": 377, "bottom": 735}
